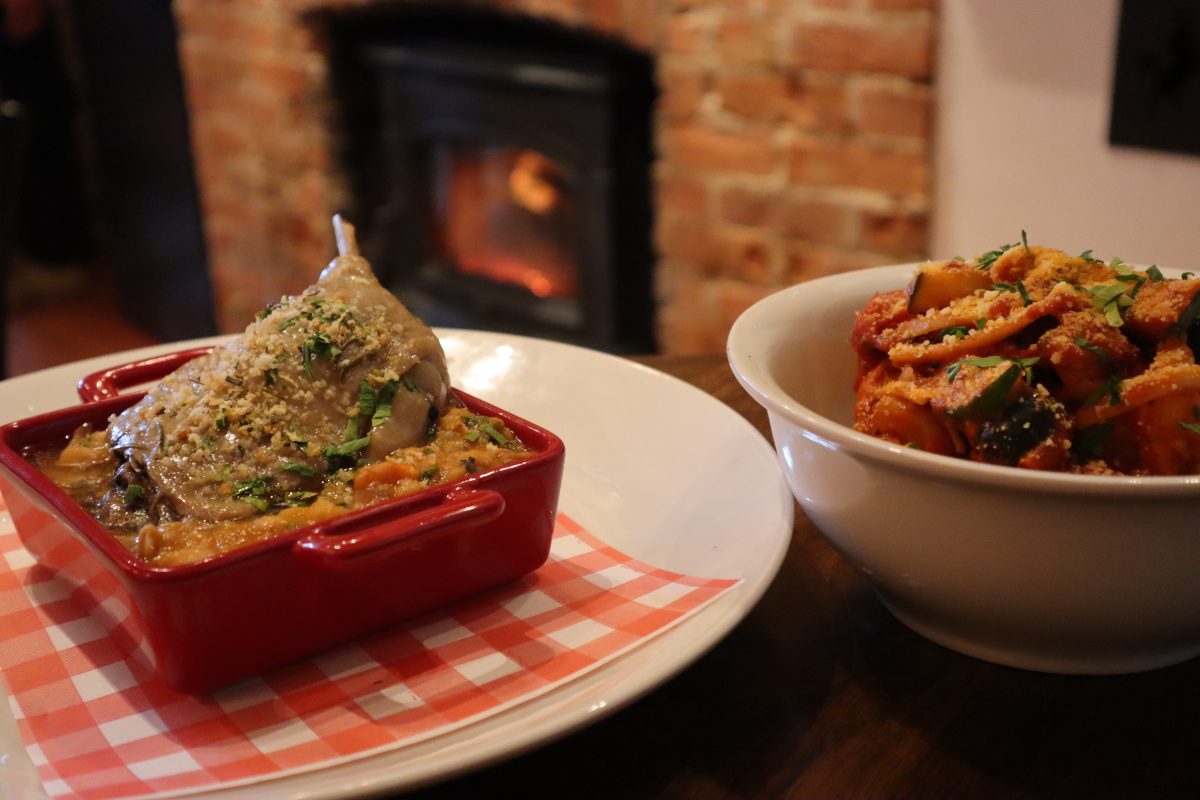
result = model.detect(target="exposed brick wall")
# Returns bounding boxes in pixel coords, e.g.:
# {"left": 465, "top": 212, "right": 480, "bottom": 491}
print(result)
{"left": 174, "top": 0, "right": 937, "bottom": 353}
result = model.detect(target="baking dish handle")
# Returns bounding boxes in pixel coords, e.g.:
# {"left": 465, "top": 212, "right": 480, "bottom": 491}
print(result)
{"left": 294, "top": 489, "right": 506, "bottom": 563}
{"left": 78, "top": 346, "right": 216, "bottom": 402}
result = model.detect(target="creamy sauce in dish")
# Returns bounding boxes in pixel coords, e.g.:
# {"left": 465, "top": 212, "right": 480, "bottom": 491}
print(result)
{"left": 33, "top": 405, "right": 532, "bottom": 566}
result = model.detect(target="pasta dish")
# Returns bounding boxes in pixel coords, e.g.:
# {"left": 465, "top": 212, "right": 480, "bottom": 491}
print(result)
{"left": 852, "top": 237, "right": 1200, "bottom": 474}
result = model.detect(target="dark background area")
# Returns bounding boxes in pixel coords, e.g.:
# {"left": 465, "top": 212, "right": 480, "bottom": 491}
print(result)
{"left": 0, "top": 0, "right": 215, "bottom": 352}
{"left": 66, "top": 0, "right": 215, "bottom": 341}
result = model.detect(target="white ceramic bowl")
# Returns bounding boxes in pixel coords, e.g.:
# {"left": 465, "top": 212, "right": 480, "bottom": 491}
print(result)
{"left": 728, "top": 263, "right": 1200, "bottom": 675}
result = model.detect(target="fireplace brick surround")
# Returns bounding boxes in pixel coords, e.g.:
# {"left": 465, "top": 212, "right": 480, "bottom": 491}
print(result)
{"left": 173, "top": 0, "right": 936, "bottom": 352}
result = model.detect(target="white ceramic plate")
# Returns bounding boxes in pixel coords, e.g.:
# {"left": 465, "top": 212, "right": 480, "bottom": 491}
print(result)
{"left": 0, "top": 330, "right": 793, "bottom": 799}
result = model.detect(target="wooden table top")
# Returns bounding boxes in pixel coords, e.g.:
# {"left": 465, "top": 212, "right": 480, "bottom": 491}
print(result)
{"left": 406, "top": 353, "right": 1198, "bottom": 800}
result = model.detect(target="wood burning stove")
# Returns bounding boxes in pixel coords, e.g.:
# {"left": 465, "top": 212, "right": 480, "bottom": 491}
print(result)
{"left": 322, "top": 8, "right": 656, "bottom": 352}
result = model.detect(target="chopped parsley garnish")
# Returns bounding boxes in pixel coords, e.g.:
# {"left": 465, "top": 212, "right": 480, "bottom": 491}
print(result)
{"left": 905, "top": 442, "right": 921, "bottom": 450}
{"left": 232, "top": 475, "right": 271, "bottom": 498}
{"left": 940, "top": 325, "right": 970, "bottom": 340}
{"left": 462, "top": 457, "right": 479, "bottom": 474}
{"left": 1183, "top": 272, "right": 1196, "bottom": 280}
{"left": 300, "top": 332, "right": 340, "bottom": 379}
{"left": 1110, "top": 258, "right": 1147, "bottom": 297}
{"left": 976, "top": 242, "right": 1016, "bottom": 270}
{"left": 1082, "top": 374, "right": 1121, "bottom": 407}
{"left": 1017, "top": 359, "right": 1039, "bottom": 383}
{"left": 1073, "top": 337, "right": 1108, "bottom": 363}
{"left": 1079, "top": 249, "right": 1099, "bottom": 262}
{"left": 946, "top": 355, "right": 1039, "bottom": 384}
{"left": 264, "top": 368, "right": 278, "bottom": 386}
{"left": 975, "top": 317, "right": 988, "bottom": 330}
{"left": 225, "top": 375, "right": 243, "bottom": 386}
{"left": 123, "top": 485, "right": 145, "bottom": 507}
{"left": 992, "top": 282, "right": 1016, "bottom": 293}
{"left": 480, "top": 423, "right": 509, "bottom": 446}
{"left": 1089, "top": 283, "right": 1133, "bottom": 327}
{"left": 463, "top": 415, "right": 511, "bottom": 446}
{"left": 352, "top": 380, "right": 400, "bottom": 438}
{"left": 257, "top": 301, "right": 278, "bottom": 320}
{"left": 1146, "top": 265, "right": 1165, "bottom": 281}
{"left": 282, "top": 462, "right": 317, "bottom": 477}
{"left": 277, "top": 316, "right": 299, "bottom": 332}
{"left": 323, "top": 437, "right": 370, "bottom": 458}
{"left": 1016, "top": 280, "right": 1032, "bottom": 306}
{"left": 305, "top": 333, "right": 341, "bottom": 377}
{"left": 1090, "top": 283, "right": 1128, "bottom": 306}
{"left": 292, "top": 297, "right": 355, "bottom": 327}
{"left": 1102, "top": 303, "right": 1125, "bottom": 327}
{"left": 282, "top": 490, "right": 319, "bottom": 506}
{"left": 357, "top": 381, "right": 377, "bottom": 417}
{"left": 233, "top": 476, "right": 273, "bottom": 512}
{"left": 372, "top": 381, "right": 398, "bottom": 427}
{"left": 1186, "top": 405, "right": 1200, "bottom": 436}
{"left": 419, "top": 467, "right": 439, "bottom": 482}
{"left": 301, "top": 339, "right": 315, "bottom": 377}
{"left": 215, "top": 408, "right": 229, "bottom": 431}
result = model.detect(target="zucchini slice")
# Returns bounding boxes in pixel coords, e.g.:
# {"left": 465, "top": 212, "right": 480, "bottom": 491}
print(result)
{"left": 935, "top": 362, "right": 1023, "bottom": 421}
{"left": 908, "top": 261, "right": 993, "bottom": 314}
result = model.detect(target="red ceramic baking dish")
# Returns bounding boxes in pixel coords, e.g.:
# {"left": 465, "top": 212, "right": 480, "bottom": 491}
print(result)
{"left": 0, "top": 348, "right": 565, "bottom": 694}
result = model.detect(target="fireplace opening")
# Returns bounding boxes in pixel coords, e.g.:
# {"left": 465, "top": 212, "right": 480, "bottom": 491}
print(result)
{"left": 434, "top": 144, "right": 578, "bottom": 301}
{"left": 320, "top": 7, "right": 657, "bottom": 352}
{"left": 425, "top": 139, "right": 582, "bottom": 327}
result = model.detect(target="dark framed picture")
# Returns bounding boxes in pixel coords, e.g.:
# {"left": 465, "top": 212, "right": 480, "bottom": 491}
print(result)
{"left": 1109, "top": 0, "right": 1200, "bottom": 156}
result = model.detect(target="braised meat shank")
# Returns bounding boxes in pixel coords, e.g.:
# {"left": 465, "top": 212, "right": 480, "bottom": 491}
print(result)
{"left": 101, "top": 251, "right": 450, "bottom": 526}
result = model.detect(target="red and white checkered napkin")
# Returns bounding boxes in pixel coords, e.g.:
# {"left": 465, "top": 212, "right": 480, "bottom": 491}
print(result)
{"left": 0, "top": 506, "right": 739, "bottom": 800}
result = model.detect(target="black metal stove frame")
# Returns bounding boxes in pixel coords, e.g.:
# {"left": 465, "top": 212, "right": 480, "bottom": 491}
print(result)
{"left": 321, "top": 7, "right": 656, "bottom": 352}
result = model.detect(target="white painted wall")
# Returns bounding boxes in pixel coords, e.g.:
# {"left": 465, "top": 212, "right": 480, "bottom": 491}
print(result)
{"left": 932, "top": 0, "right": 1200, "bottom": 271}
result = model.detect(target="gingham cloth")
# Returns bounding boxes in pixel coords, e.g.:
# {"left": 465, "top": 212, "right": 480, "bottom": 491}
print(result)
{"left": 0, "top": 504, "right": 738, "bottom": 800}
